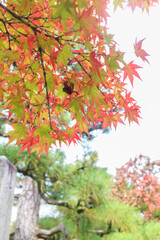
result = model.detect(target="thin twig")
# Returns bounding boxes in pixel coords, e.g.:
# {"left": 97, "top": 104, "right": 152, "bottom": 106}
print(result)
{"left": 75, "top": 58, "right": 92, "bottom": 79}
{"left": 38, "top": 45, "right": 53, "bottom": 130}
{"left": 0, "top": 17, "right": 11, "bottom": 49}
{"left": 6, "top": 20, "right": 27, "bottom": 37}
{"left": 15, "top": 55, "right": 37, "bottom": 84}
{"left": 0, "top": 3, "right": 38, "bottom": 32}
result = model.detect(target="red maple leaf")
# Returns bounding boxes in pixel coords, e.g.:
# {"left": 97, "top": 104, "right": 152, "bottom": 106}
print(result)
{"left": 134, "top": 38, "right": 150, "bottom": 63}
{"left": 90, "top": 51, "right": 103, "bottom": 80}
{"left": 27, "top": 34, "right": 36, "bottom": 52}
{"left": 123, "top": 61, "right": 142, "bottom": 86}
{"left": 94, "top": 0, "right": 108, "bottom": 19}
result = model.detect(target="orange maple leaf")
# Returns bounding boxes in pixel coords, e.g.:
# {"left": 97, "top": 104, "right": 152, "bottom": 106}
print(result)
{"left": 134, "top": 38, "right": 150, "bottom": 63}
{"left": 94, "top": 0, "right": 108, "bottom": 19}
{"left": 90, "top": 51, "right": 103, "bottom": 80}
{"left": 27, "top": 34, "right": 36, "bottom": 52}
{"left": 123, "top": 61, "right": 142, "bottom": 86}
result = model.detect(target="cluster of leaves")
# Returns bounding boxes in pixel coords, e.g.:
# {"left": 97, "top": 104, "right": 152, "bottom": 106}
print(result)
{"left": 113, "top": 0, "right": 158, "bottom": 12}
{"left": 113, "top": 155, "right": 160, "bottom": 221}
{"left": 0, "top": 0, "right": 152, "bottom": 156}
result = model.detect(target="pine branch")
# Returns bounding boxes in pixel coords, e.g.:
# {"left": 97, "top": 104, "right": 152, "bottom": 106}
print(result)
{"left": 40, "top": 194, "right": 72, "bottom": 209}
{"left": 10, "top": 223, "right": 69, "bottom": 239}
{"left": 36, "top": 222, "right": 69, "bottom": 239}
{"left": 89, "top": 221, "right": 112, "bottom": 237}
{"left": 88, "top": 229, "right": 113, "bottom": 236}
{"left": 88, "top": 229, "right": 110, "bottom": 234}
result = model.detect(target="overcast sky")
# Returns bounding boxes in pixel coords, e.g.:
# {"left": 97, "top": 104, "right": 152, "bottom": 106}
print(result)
{"left": 63, "top": 3, "right": 160, "bottom": 175}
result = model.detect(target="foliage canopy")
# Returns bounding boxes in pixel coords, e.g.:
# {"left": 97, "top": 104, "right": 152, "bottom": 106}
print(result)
{"left": 114, "top": 155, "right": 160, "bottom": 221}
{"left": 0, "top": 0, "right": 153, "bottom": 156}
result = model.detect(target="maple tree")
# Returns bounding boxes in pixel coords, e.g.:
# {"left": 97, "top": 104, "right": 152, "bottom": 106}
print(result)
{"left": 113, "top": 155, "right": 160, "bottom": 221}
{"left": 0, "top": 0, "right": 153, "bottom": 156}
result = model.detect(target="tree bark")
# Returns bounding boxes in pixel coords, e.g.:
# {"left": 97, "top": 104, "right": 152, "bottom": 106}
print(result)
{"left": 0, "top": 156, "right": 16, "bottom": 240}
{"left": 14, "top": 176, "right": 40, "bottom": 240}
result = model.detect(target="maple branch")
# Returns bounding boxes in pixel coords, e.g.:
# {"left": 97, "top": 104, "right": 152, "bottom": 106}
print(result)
{"left": 0, "top": 133, "right": 9, "bottom": 137}
{"left": 0, "top": 17, "right": 11, "bottom": 50}
{"left": 60, "top": 37, "right": 85, "bottom": 45}
{"left": 75, "top": 58, "right": 92, "bottom": 79}
{"left": 36, "top": 223, "right": 69, "bottom": 239}
{"left": 15, "top": 55, "right": 37, "bottom": 84}
{"left": 0, "top": 3, "right": 37, "bottom": 33}
{"left": 38, "top": 45, "right": 53, "bottom": 130}
{"left": 0, "top": 2, "right": 60, "bottom": 43}
{"left": 5, "top": 20, "right": 27, "bottom": 37}
{"left": 23, "top": 6, "right": 48, "bottom": 18}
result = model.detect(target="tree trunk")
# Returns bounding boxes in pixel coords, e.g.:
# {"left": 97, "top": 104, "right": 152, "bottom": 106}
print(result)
{"left": 0, "top": 156, "right": 16, "bottom": 240}
{"left": 14, "top": 176, "right": 40, "bottom": 240}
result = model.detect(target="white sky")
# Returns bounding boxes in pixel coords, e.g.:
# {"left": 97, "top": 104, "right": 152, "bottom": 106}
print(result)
{"left": 63, "top": 4, "right": 160, "bottom": 175}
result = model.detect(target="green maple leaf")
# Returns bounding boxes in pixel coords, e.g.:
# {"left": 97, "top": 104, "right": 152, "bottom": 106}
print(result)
{"left": 6, "top": 123, "right": 27, "bottom": 145}
{"left": 11, "top": 102, "right": 25, "bottom": 119}
{"left": 57, "top": 45, "right": 74, "bottom": 66}
{"left": 33, "top": 124, "right": 51, "bottom": 142}
{"left": 113, "top": 0, "right": 124, "bottom": 11}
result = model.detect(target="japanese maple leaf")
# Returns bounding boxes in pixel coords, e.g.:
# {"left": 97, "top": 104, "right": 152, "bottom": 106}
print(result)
{"left": 123, "top": 61, "right": 142, "bottom": 86}
{"left": 134, "top": 38, "right": 150, "bottom": 63}
{"left": 128, "top": 0, "right": 141, "bottom": 12}
{"left": 27, "top": 34, "right": 36, "bottom": 52}
{"left": 90, "top": 51, "right": 103, "bottom": 80}
{"left": 94, "top": 0, "right": 108, "bottom": 19}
